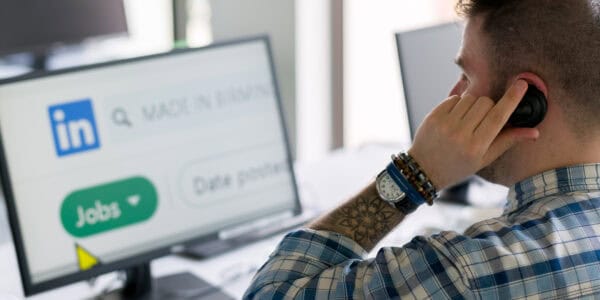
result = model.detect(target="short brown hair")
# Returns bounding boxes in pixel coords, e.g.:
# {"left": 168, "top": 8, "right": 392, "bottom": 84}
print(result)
{"left": 456, "top": 0, "right": 600, "bottom": 134}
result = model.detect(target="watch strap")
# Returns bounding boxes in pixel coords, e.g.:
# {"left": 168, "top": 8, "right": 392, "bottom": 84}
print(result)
{"left": 386, "top": 162, "right": 426, "bottom": 206}
{"left": 393, "top": 195, "right": 421, "bottom": 215}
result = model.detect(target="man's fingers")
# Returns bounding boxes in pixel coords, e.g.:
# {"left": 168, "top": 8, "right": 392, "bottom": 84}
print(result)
{"left": 430, "top": 95, "right": 461, "bottom": 116}
{"left": 482, "top": 127, "right": 539, "bottom": 166}
{"left": 475, "top": 80, "right": 529, "bottom": 140}
{"left": 450, "top": 94, "right": 478, "bottom": 119}
{"left": 464, "top": 96, "right": 495, "bottom": 131}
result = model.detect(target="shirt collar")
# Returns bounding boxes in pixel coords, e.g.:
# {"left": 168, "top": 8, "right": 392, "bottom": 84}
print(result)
{"left": 506, "top": 163, "right": 600, "bottom": 214}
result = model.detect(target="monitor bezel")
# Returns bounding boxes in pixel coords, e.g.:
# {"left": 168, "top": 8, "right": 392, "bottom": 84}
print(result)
{"left": 0, "top": 35, "right": 302, "bottom": 296}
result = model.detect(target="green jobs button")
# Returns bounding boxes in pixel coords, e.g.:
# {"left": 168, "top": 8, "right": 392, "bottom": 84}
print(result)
{"left": 60, "top": 176, "right": 158, "bottom": 238}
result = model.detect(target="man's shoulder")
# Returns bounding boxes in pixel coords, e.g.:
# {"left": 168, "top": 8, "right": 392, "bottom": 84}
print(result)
{"left": 464, "top": 191, "right": 600, "bottom": 239}
{"left": 441, "top": 193, "right": 600, "bottom": 297}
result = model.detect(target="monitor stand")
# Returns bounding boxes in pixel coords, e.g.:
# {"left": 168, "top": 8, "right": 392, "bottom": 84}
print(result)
{"left": 31, "top": 53, "right": 49, "bottom": 71}
{"left": 98, "top": 263, "right": 234, "bottom": 300}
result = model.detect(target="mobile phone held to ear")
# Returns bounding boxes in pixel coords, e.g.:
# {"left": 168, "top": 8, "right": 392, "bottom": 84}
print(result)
{"left": 507, "top": 85, "right": 547, "bottom": 128}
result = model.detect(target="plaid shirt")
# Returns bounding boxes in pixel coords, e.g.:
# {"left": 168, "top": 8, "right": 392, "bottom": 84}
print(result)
{"left": 244, "top": 164, "right": 600, "bottom": 299}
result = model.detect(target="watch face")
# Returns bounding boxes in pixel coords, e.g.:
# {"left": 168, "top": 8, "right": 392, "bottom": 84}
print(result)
{"left": 376, "top": 171, "right": 405, "bottom": 202}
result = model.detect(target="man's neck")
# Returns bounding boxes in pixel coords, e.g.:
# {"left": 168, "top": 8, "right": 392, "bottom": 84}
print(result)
{"left": 503, "top": 133, "right": 600, "bottom": 187}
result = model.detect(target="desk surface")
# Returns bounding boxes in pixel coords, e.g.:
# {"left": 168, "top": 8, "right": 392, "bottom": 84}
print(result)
{"left": 0, "top": 145, "right": 507, "bottom": 299}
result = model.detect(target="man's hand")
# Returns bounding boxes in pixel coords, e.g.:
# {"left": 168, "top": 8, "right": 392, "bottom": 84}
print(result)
{"left": 408, "top": 80, "right": 540, "bottom": 190}
{"left": 309, "top": 80, "right": 539, "bottom": 251}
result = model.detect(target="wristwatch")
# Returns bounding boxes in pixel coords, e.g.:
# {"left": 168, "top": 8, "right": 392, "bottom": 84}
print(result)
{"left": 375, "top": 169, "right": 405, "bottom": 203}
{"left": 375, "top": 167, "right": 421, "bottom": 214}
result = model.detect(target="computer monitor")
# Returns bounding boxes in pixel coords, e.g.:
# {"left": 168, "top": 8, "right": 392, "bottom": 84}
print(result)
{"left": 395, "top": 22, "right": 464, "bottom": 139}
{"left": 0, "top": 36, "right": 300, "bottom": 298}
{"left": 0, "top": 0, "right": 128, "bottom": 69}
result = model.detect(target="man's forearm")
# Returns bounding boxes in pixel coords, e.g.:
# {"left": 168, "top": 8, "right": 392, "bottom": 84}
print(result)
{"left": 308, "top": 181, "right": 406, "bottom": 252}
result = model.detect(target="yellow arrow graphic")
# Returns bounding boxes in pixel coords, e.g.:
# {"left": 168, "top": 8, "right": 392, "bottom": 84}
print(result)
{"left": 75, "top": 244, "right": 99, "bottom": 271}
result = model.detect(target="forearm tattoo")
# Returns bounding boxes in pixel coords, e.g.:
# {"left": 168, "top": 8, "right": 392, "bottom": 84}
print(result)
{"left": 309, "top": 182, "right": 405, "bottom": 251}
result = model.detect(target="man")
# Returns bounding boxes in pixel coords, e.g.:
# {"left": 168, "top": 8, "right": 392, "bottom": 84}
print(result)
{"left": 245, "top": 0, "right": 600, "bottom": 298}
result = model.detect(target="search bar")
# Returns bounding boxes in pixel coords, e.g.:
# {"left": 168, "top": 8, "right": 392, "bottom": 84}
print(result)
{"left": 102, "top": 80, "right": 276, "bottom": 143}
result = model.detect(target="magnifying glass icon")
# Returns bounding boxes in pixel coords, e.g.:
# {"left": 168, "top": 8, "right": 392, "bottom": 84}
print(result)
{"left": 112, "top": 108, "right": 132, "bottom": 127}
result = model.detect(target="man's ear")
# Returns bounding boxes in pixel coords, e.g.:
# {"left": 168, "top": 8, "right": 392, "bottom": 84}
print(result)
{"left": 505, "top": 72, "right": 549, "bottom": 128}
{"left": 514, "top": 72, "right": 549, "bottom": 98}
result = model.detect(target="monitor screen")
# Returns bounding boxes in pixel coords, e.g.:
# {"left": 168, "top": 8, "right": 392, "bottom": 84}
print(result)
{"left": 0, "top": 0, "right": 128, "bottom": 56}
{"left": 0, "top": 37, "right": 300, "bottom": 295}
{"left": 396, "top": 22, "right": 464, "bottom": 139}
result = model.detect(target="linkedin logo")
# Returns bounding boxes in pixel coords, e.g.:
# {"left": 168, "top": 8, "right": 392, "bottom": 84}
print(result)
{"left": 48, "top": 99, "right": 101, "bottom": 157}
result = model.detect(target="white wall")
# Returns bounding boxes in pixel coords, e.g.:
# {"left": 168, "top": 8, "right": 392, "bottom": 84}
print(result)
{"left": 344, "top": 0, "right": 457, "bottom": 148}
{"left": 296, "top": 1, "right": 333, "bottom": 162}
{"left": 209, "top": 0, "right": 297, "bottom": 158}
{"left": 121, "top": 0, "right": 173, "bottom": 56}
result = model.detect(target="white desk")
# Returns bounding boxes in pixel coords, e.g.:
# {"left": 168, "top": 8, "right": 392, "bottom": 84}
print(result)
{"left": 0, "top": 145, "right": 507, "bottom": 299}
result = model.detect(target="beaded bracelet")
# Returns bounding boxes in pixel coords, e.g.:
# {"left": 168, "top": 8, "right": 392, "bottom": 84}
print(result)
{"left": 392, "top": 153, "right": 438, "bottom": 205}
{"left": 395, "top": 153, "right": 437, "bottom": 204}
